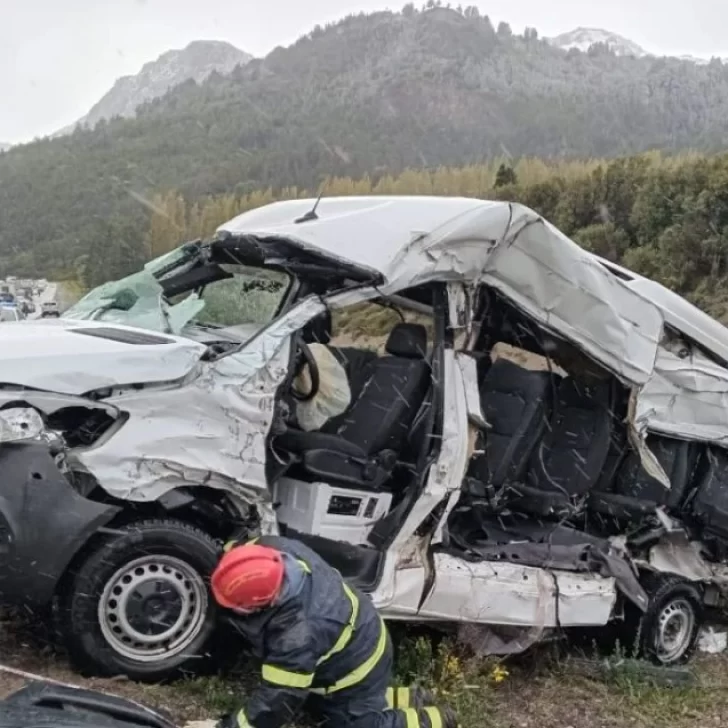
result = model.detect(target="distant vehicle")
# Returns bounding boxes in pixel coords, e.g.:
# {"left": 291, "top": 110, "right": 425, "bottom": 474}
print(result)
{"left": 41, "top": 300, "right": 60, "bottom": 317}
{"left": 0, "top": 292, "right": 15, "bottom": 304}
{"left": 0, "top": 306, "right": 24, "bottom": 322}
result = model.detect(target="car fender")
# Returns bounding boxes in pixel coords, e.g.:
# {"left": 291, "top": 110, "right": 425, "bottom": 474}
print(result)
{"left": 0, "top": 442, "right": 120, "bottom": 607}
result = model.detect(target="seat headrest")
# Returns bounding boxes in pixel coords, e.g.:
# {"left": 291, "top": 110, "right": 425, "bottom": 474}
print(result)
{"left": 385, "top": 323, "right": 427, "bottom": 359}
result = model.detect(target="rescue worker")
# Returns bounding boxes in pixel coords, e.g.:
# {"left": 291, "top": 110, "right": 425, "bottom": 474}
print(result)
{"left": 209, "top": 536, "right": 459, "bottom": 728}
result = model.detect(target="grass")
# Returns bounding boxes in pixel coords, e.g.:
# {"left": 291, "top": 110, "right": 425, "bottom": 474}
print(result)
{"left": 2, "top": 614, "right": 727, "bottom": 728}
{"left": 168, "top": 638, "right": 728, "bottom": 728}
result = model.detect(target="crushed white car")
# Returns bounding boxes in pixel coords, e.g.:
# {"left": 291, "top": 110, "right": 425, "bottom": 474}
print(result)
{"left": 1, "top": 196, "right": 727, "bottom": 680}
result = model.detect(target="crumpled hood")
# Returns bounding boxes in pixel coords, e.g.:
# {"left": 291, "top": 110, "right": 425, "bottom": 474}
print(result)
{"left": 0, "top": 318, "right": 206, "bottom": 395}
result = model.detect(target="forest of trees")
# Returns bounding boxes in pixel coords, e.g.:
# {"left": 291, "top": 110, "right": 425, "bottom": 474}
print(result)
{"left": 89, "top": 150, "right": 728, "bottom": 324}
{"left": 4, "top": 5, "right": 728, "bottom": 281}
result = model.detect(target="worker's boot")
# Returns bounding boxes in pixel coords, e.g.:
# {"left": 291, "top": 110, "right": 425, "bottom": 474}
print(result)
{"left": 386, "top": 685, "right": 437, "bottom": 710}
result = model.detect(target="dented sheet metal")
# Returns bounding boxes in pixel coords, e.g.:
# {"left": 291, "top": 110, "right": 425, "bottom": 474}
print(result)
{"left": 76, "top": 297, "right": 325, "bottom": 506}
{"left": 418, "top": 553, "right": 617, "bottom": 629}
{"left": 447, "top": 514, "right": 648, "bottom": 610}
{"left": 479, "top": 210, "right": 663, "bottom": 385}
{"left": 223, "top": 196, "right": 728, "bottom": 448}
{"left": 636, "top": 342, "right": 728, "bottom": 446}
{"left": 0, "top": 319, "right": 205, "bottom": 394}
{"left": 220, "top": 197, "right": 665, "bottom": 386}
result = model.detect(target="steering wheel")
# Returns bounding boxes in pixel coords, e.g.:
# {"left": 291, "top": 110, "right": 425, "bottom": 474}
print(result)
{"left": 291, "top": 335, "right": 320, "bottom": 402}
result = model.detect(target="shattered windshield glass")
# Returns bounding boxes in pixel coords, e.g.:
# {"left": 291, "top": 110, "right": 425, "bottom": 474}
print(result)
{"left": 63, "top": 246, "right": 200, "bottom": 334}
{"left": 63, "top": 246, "right": 289, "bottom": 338}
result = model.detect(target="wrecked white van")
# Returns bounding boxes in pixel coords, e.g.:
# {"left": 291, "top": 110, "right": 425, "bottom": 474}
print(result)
{"left": 1, "top": 196, "right": 727, "bottom": 680}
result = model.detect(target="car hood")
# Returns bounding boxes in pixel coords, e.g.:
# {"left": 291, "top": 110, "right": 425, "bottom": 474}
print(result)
{"left": 0, "top": 318, "right": 206, "bottom": 395}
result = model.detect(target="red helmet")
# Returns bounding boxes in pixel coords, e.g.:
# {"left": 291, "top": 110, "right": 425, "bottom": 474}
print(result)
{"left": 211, "top": 544, "right": 285, "bottom": 611}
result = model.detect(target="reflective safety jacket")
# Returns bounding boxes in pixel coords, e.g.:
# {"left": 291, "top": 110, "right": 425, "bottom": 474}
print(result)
{"left": 223, "top": 535, "right": 387, "bottom": 728}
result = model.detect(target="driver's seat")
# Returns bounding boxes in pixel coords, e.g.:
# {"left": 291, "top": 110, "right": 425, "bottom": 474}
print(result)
{"left": 275, "top": 323, "right": 431, "bottom": 490}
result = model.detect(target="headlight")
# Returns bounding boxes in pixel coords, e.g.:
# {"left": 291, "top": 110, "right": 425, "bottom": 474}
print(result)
{"left": 0, "top": 407, "right": 45, "bottom": 443}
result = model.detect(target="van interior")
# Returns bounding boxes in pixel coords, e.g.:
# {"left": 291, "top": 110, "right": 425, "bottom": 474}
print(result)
{"left": 265, "top": 283, "right": 728, "bottom": 593}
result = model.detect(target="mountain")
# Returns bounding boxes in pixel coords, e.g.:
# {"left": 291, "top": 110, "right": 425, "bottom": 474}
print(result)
{"left": 58, "top": 40, "right": 252, "bottom": 134}
{"left": 5, "top": 6, "right": 728, "bottom": 278}
{"left": 0, "top": 143, "right": 10, "bottom": 152}
{"left": 547, "top": 28, "right": 647, "bottom": 57}
{"left": 549, "top": 27, "right": 726, "bottom": 65}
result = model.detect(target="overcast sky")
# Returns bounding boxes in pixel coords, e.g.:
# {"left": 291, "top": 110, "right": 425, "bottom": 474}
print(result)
{"left": 1, "top": 0, "right": 725, "bottom": 144}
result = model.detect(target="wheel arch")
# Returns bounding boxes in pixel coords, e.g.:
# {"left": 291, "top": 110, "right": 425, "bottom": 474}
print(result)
{"left": 54, "top": 485, "right": 256, "bottom": 601}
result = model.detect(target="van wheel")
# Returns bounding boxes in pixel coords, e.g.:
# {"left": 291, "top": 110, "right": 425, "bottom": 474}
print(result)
{"left": 628, "top": 573, "right": 703, "bottom": 666}
{"left": 59, "top": 519, "right": 221, "bottom": 682}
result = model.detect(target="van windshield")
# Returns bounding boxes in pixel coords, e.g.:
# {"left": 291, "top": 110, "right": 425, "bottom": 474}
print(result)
{"left": 63, "top": 246, "right": 289, "bottom": 337}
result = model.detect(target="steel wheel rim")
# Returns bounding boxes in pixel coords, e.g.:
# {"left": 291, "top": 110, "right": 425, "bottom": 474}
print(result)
{"left": 98, "top": 554, "right": 208, "bottom": 663}
{"left": 655, "top": 597, "right": 694, "bottom": 662}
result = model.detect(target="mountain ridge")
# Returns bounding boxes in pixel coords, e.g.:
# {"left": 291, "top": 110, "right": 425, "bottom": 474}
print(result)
{"left": 4, "top": 7, "right": 728, "bottom": 279}
{"left": 547, "top": 27, "right": 648, "bottom": 57}
{"left": 549, "top": 26, "right": 726, "bottom": 64}
{"left": 56, "top": 40, "right": 252, "bottom": 136}
{"left": 27, "top": 22, "right": 728, "bottom": 143}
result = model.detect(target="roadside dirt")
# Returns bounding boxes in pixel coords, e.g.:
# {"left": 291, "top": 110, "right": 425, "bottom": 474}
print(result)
{"left": 0, "top": 611, "right": 209, "bottom": 721}
{"left": 2, "top": 610, "right": 727, "bottom": 728}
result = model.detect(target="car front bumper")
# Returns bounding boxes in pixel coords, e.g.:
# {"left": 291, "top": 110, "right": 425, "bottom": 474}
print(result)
{"left": 0, "top": 442, "right": 119, "bottom": 607}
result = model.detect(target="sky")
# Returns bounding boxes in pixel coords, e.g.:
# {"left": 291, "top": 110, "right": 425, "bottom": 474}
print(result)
{"left": 1, "top": 0, "right": 726, "bottom": 144}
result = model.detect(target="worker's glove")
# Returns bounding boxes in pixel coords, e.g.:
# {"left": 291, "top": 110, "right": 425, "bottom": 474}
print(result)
{"left": 222, "top": 529, "right": 259, "bottom": 554}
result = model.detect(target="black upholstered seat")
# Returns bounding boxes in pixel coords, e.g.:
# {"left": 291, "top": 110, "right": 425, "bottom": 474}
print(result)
{"left": 275, "top": 323, "right": 431, "bottom": 489}
{"left": 691, "top": 446, "right": 728, "bottom": 542}
{"left": 589, "top": 435, "right": 695, "bottom": 521}
{"left": 470, "top": 358, "right": 557, "bottom": 490}
{"left": 507, "top": 377, "right": 614, "bottom": 518}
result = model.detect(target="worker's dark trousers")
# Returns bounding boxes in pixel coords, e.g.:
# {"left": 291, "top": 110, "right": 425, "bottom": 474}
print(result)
{"left": 307, "top": 632, "right": 448, "bottom": 728}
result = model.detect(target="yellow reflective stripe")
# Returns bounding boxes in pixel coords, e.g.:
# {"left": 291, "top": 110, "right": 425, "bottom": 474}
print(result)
{"left": 403, "top": 708, "right": 419, "bottom": 728}
{"left": 261, "top": 664, "right": 314, "bottom": 689}
{"left": 317, "top": 583, "right": 359, "bottom": 665}
{"left": 235, "top": 710, "right": 253, "bottom": 728}
{"left": 297, "top": 559, "right": 311, "bottom": 574}
{"left": 425, "top": 707, "right": 443, "bottom": 728}
{"left": 323, "top": 617, "right": 387, "bottom": 694}
{"left": 385, "top": 686, "right": 411, "bottom": 708}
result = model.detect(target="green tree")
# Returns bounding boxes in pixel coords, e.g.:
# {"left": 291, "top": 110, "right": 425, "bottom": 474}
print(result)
{"left": 83, "top": 216, "right": 148, "bottom": 289}
{"left": 494, "top": 164, "right": 517, "bottom": 187}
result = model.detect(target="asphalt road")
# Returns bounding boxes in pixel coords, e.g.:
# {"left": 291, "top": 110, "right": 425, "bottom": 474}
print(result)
{"left": 27, "top": 283, "right": 58, "bottom": 320}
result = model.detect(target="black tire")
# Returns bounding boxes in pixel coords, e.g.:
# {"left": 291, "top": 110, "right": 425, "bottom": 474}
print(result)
{"left": 626, "top": 572, "right": 703, "bottom": 666}
{"left": 59, "top": 518, "right": 221, "bottom": 682}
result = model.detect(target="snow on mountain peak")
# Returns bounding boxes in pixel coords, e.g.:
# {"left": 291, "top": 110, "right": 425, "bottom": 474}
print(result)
{"left": 547, "top": 28, "right": 647, "bottom": 57}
